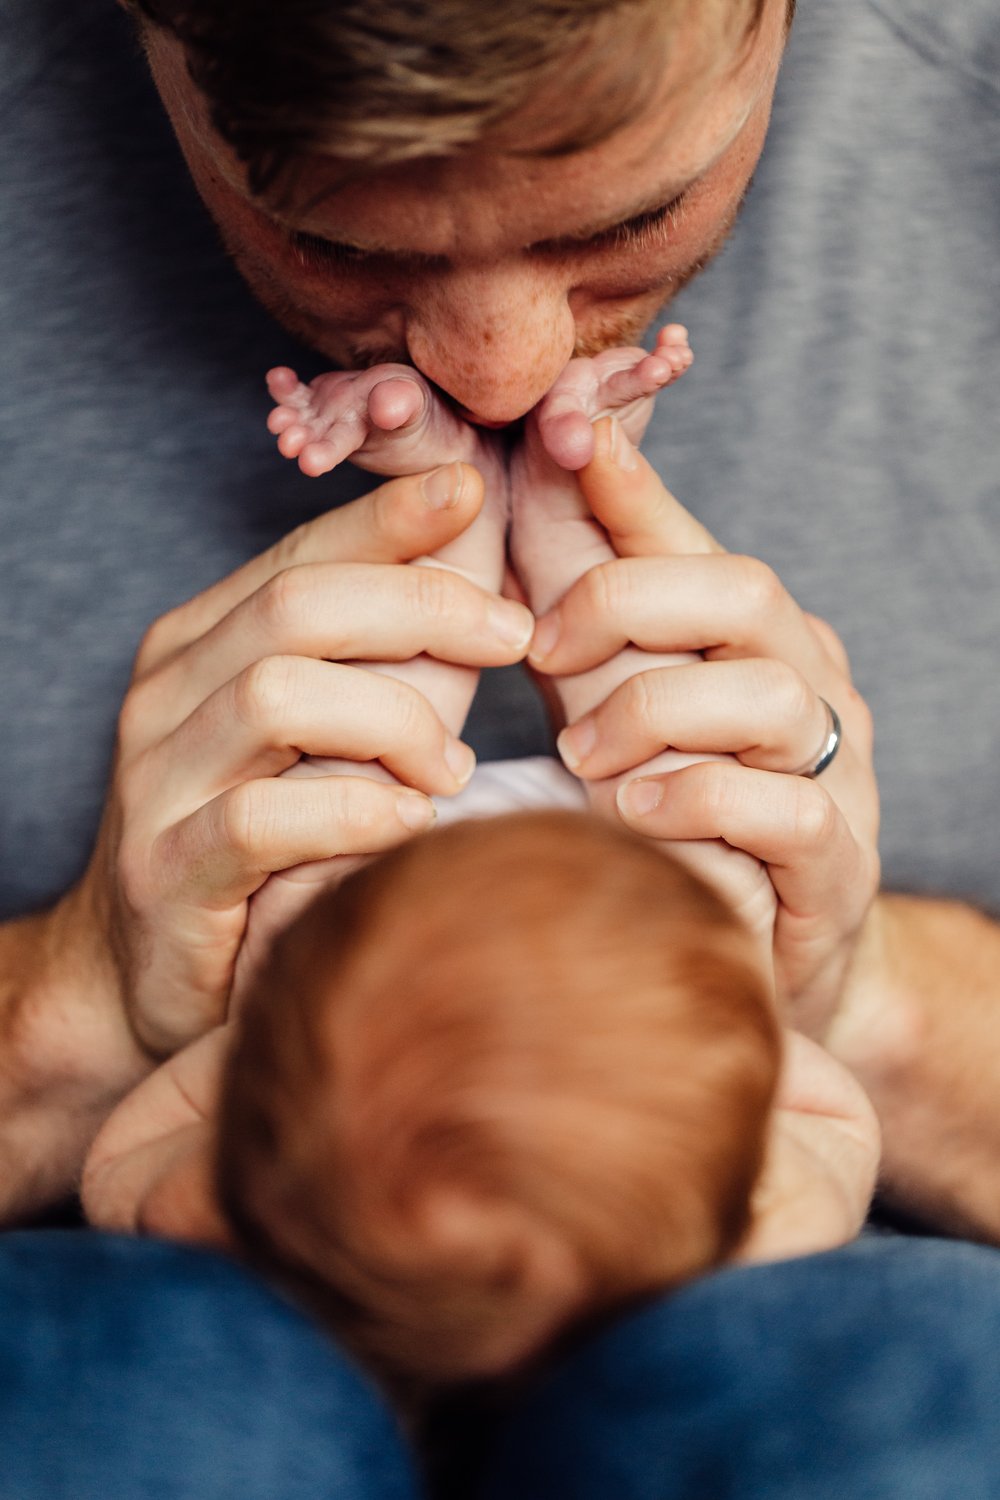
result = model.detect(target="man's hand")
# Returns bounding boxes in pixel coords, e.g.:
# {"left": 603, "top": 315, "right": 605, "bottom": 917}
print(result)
{"left": 525, "top": 417, "right": 881, "bottom": 1038}
{"left": 0, "top": 463, "right": 532, "bottom": 1218}
{"left": 826, "top": 893, "right": 1000, "bottom": 1244}
{"left": 88, "top": 460, "right": 532, "bottom": 1057}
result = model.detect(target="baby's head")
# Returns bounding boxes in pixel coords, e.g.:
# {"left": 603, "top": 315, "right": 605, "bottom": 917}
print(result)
{"left": 217, "top": 811, "right": 779, "bottom": 1388}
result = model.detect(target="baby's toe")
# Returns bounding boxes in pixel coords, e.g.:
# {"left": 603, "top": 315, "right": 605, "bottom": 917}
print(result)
{"left": 599, "top": 356, "right": 666, "bottom": 409}
{"left": 653, "top": 326, "right": 693, "bottom": 379}
{"left": 656, "top": 323, "right": 690, "bottom": 351}
{"left": 277, "top": 424, "right": 311, "bottom": 459}
{"left": 367, "top": 375, "right": 428, "bottom": 433}
{"left": 658, "top": 333, "right": 693, "bottom": 367}
{"left": 652, "top": 347, "right": 693, "bottom": 386}
{"left": 267, "top": 405, "right": 302, "bottom": 436}
{"left": 266, "top": 366, "right": 303, "bottom": 402}
{"left": 538, "top": 408, "right": 596, "bottom": 471}
{"left": 644, "top": 347, "right": 691, "bottom": 384}
{"left": 299, "top": 440, "right": 341, "bottom": 477}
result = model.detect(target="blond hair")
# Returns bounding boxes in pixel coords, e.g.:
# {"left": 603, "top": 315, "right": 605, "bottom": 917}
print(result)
{"left": 130, "top": 0, "right": 772, "bottom": 196}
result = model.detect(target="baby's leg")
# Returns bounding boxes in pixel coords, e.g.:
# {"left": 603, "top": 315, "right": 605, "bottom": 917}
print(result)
{"left": 511, "top": 332, "right": 698, "bottom": 761}
{"left": 510, "top": 336, "right": 774, "bottom": 943}
{"left": 266, "top": 360, "right": 510, "bottom": 744}
{"left": 267, "top": 362, "right": 509, "bottom": 725}
{"left": 510, "top": 326, "right": 692, "bottom": 619}
{"left": 268, "top": 364, "right": 509, "bottom": 750}
{"left": 238, "top": 369, "right": 513, "bottom": 988}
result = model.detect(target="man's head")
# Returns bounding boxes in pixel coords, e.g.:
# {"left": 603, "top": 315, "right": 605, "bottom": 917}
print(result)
{"left": 217, "top": 811, "right": 779, "bottom": 1387}
{"left": 131, "top": 0, "right": 793, "bottom": 421}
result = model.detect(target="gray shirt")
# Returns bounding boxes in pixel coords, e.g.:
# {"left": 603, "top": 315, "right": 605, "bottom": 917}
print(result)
{"left": 2, "top": 0, "right": 998, "bottom": 918}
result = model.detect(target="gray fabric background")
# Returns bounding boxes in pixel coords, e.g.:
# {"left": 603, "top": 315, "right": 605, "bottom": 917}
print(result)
{"left": 1, "top": 0, "right": 998, "bottom": 917}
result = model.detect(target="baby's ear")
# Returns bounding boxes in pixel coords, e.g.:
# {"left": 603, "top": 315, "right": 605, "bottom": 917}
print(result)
{"left": 418, "top": 1189, "right": 589, "bottom": 1377}
{"left": 137, "top": 1125, "right": 235, "bottom": 1251}
{"left": 735, "top": 1032, "right": 881, "bottom": 1267}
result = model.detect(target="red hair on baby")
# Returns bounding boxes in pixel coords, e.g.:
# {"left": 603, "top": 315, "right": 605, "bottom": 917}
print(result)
{"left": 216, "top": 810, "right": 779, "bottom": 1387}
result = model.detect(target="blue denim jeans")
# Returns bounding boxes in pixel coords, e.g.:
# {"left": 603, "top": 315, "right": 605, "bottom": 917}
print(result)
{"left": 484, "top": 1234, "right": 1000, "bottom": 1500}
{"left": 4, "top": 1231, "right": 1000, "bottom": 1500}
{"left": 0, "top": 1231, "right": 418, "bottom": 1500}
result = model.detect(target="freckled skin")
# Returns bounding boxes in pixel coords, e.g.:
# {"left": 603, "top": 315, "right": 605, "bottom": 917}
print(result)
{"left": 142, "top": 0, "right": 788, "bottom": 423}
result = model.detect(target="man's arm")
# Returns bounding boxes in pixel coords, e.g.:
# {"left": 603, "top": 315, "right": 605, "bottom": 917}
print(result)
{"left": 0, "top": 466, "right": 532, "bottom": 1223}
{"left": 827, "top": 893, "right": 1000, "bottom": 1243}
{"left": 0, "top": 900, "right": 149, "bottom": 1221}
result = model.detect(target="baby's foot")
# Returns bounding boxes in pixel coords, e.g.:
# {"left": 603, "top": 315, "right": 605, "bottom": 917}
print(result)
{"left": 508, "top": 334, "right": 714, "bottom": 834}
{"left": 510, "top": 328, "right": 692, "bottom": 619}
{"left": 266, "top": 363, "right": 481, "bottom": 479}
{"left": 534, "top": 324, "right": 692, "bottom": 473}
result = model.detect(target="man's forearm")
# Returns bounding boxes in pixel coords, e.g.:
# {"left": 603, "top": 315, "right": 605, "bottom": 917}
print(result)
{"left": 827, "top": 892, "right": 1000, "bottom": 1243}
{"left": 0, "top": 891, "right": 150, "bottom": 1221}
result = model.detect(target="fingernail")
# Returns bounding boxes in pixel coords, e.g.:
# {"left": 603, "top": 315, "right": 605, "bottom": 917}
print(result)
{"left": 557, "top": 717, "right": 597, "bottom": 771}
{"left": 444, "top": 737, "right": 477, "bottom": 787}
{"left": 421, "top": 461, "right": 463, "bottom": 510}
{"left": 617, "top": 778, "right": 664, "bottom": 818}
{"left": 610, "top": 417, "right": 639, "bottom": 472}
{"left": 397, "top": 792, "right": 437, "bottom": 830}
{"left": 529, "top": 611, "right": 561, "bottom": 662}
{"left": 488, "top": 600, "right": 535, "bottom": 651}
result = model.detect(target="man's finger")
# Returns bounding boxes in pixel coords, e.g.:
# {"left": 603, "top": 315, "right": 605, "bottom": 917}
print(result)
{"left": 615, "top": 761, "right": 878, "bottom": 929}
{"left": 125, "top": 560, "right": 533, "bottom": 750}
{"left": 529, "top": 554, "right": 834, "bottom": 685}
{"left": 134, "top": 657, "right": 478, "bottom": 814}
{"left": 577, "top": 416, "right": 724, "bottom": 558}
{"left": 158, "top": 774, "right": 438, "bottom": 911}
{"left": 554, "top": 659, "right": 838, "bottom": 784}
{"left": 137, "top": 462, "right": 486, "bottom": 671}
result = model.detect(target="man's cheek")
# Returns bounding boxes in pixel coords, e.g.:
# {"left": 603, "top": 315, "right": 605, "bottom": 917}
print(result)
{"left": 234, "top": 236, "right": 393, "bottom": 325}
{"left": 570, "top": 293, "right": 673, "bottom": 360}
{"left": 576, "top": 216, "right": 729, "bottom": 308}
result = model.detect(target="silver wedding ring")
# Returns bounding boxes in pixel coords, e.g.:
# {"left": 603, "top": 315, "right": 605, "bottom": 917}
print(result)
{"left": 790, "top": 698, "right": 842, "bottom": 779}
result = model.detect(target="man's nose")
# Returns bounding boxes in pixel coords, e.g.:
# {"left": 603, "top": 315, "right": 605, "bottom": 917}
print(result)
{"left": 405, "top": 265, "right": 577, "bottom": 423}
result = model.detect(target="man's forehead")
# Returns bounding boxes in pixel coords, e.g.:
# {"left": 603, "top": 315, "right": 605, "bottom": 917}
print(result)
{"left": 149, "top": 0, "right": 784, "bottom": 255}
{"left": 273, "top": 19, "right": 772, "bottom": 256}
